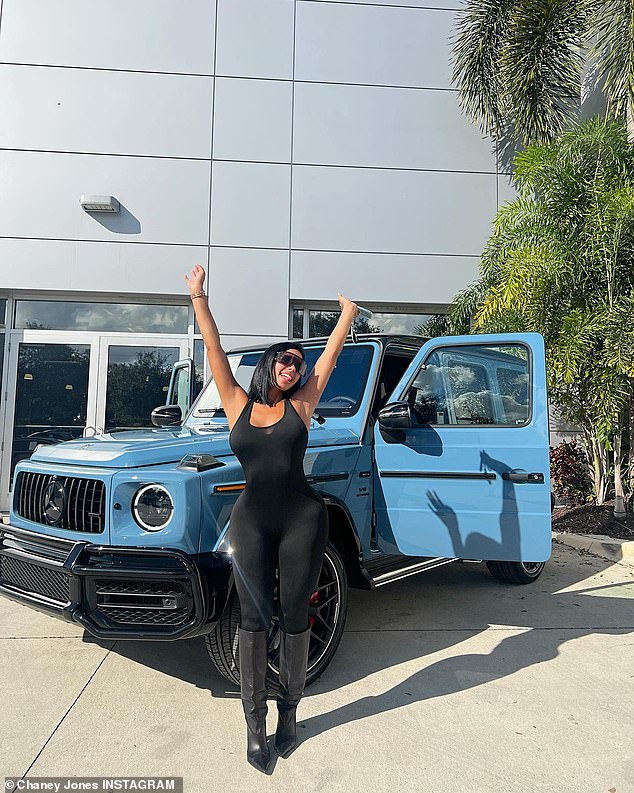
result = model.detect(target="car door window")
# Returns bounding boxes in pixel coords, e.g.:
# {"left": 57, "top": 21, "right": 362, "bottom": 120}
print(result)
{"left": 406, "top": 356, "right": 449, "bottom": 425}
{"left": 496, "top": 361, "right": 530, "bottom": 424}
{"left": 404, "top": 344, "right": 530, "bottom": 427}
{"left": 445, "top": 358, "right": 494, "bottom": 424}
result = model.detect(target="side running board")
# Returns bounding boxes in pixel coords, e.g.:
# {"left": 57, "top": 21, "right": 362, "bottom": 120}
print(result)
{"left": 365, "top": 556, "right": 457, "bottom": 588}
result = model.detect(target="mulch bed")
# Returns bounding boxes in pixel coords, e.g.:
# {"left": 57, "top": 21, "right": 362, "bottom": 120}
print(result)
{"left": 552, "top": 499, "right": 634, "bottom": 540}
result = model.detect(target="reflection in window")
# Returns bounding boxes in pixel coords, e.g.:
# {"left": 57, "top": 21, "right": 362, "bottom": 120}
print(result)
{"left": 170, "top": 364, "right": 192, "bottom": 417}
{"left": 15, "top": 300, "right": 188, "bottom": 334}
{"left": 407, "top": 361, "right": 447, "bottom": 425}
{"left": 447, "top": 361, "right": 494, "bottom": 424}
{"left": 0, "top": 298, "right": 6, "bottom": 328}
{"left": 492, "top": 346, "right": 529, "bottom": 424}
{"left": 309, "top": 310, "right": 378, "bottom": 337}
{"left": 405, "top": 344, "right": 530, "bottom": 427}
{"left": 0, "top": 334, "right": 4, "bottom": 404}
{"left": 105, "top": 346, "right": 179, "bottom": 431}
{"left": 306, "top": 309, "right": 445, "bottom": 338}
{"left": 292, "top": 308, "right": 304, "bottom": 339}
{"left": 193, "top": 339, "right": 205, "bottom": 398}
{"left": 10, "top": 343, "right": 90, "bottom": 480}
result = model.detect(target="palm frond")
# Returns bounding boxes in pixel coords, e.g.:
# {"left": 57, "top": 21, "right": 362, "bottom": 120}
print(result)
{"left": 590, "top": 0, "right": 634, "bottom": 121}
{"left": 500, "top": 0, "right": 590, "bottom": 145}
{"left": 451, "top": 0, "right": 516, "bottom": 138}
{"left": 447, "top": 280, "right": 492, "bottom": 333}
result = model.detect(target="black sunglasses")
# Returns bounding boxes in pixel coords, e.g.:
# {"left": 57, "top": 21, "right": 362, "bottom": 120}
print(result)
{"left": 275, "top": 351, "right": 307, "bottom": 377}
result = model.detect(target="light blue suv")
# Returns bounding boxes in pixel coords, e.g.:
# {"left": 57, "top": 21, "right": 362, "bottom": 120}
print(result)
{"left": 0, "top": 332, "right": 552, "bottom": 688}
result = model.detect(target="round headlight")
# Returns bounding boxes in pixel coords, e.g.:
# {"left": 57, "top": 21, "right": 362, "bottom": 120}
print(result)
{"left": 132, "top": 484, "right": 174, "bottom": 531}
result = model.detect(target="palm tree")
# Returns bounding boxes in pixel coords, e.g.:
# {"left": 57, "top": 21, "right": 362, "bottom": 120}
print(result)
{"left": 446, "top": 119, "right": 634, "bottom": 507}
{"left": 452, "top": 0, "right": 634, "bottom": 148}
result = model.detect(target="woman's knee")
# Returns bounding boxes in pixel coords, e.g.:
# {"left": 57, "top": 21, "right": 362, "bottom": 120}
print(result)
{"left": 279, "top": 605, "right": 310, "bottom": 635}
{"left": 239, "top": 613, "right": 271, "bottom": 632}
{"left": 234, "top": 574, "right": 275, "bottom": 632}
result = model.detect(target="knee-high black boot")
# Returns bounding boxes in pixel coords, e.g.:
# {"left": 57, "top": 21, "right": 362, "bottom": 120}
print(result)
{"left": 238, "top": 627, "right": 272, "bottom": 773}
{"left": 274, "top": 624, "right": 311, "bottom": 758}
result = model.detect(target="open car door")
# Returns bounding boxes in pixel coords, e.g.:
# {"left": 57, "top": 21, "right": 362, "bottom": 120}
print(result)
{"left": 373, "top": 333, "right": 551, "bottom": 563}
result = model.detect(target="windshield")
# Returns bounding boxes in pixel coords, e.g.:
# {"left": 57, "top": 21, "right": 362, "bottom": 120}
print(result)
{"left": 186, "top": 344, "right": 374, "bottom": 425}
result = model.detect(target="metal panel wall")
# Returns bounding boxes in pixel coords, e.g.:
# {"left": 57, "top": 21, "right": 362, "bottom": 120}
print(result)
{"left": 0, "top": 0, "right": 502, "bottom": 332}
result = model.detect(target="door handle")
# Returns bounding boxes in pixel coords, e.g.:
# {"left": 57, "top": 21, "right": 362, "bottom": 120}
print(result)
{"left": 502, "top": 472, "right": 544, "bottom": 484}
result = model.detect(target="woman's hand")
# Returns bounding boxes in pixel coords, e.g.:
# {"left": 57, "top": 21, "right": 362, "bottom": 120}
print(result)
{"left": 337, "top": 292, "right": 359, "bottom": 318}
{"left": 184, "top": 263, "right": 206, "bottom": 294}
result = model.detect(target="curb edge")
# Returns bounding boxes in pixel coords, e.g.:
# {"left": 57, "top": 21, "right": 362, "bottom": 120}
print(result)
{"left": 552, "top": 530, "right": 634, "bottom": 564}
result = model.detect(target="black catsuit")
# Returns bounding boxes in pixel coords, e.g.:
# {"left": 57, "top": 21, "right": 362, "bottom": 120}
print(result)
{"left": 228, "top": 396, "right": 329, "bottom": 635}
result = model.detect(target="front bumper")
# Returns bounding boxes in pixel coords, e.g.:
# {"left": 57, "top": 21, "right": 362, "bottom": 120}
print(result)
{"left": 0, "top": 524, "right": 231, "bottom": 640}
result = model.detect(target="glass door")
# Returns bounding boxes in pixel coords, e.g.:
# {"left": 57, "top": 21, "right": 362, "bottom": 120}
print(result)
{"left": 0, "top": 331, "right": 100, "bottom": 511}
{"left": 0, "top": 333, "right": 191, "bottom": 513}
{"left": 95, "top": 336, "right": 190, "bottom": 433}
{"left": 0, "top": 300, "right": 8, "bottom": 482}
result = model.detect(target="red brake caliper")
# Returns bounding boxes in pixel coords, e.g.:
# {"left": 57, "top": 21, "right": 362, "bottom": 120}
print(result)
{"left": 308, "top": 590, "right": 318, "bottom": 627}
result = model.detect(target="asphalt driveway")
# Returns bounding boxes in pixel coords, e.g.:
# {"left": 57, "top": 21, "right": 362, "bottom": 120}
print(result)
{"left": 2, "top": 544, "right": 633, "bottom": 793}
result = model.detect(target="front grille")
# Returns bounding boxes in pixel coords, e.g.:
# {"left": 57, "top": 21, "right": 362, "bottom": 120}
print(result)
{"left": 99, "top": 606, "right": 190, "bottom": 626}
{"left": 94, "top": 579, "right": 191, "bottom": 627}
{"left": 0, "top": 555, "right": 70, "bottom": 604}
{"left": 95, "top": 580, "right": 182, "bottom": 596}
{"left": 15, "top": 472, "right": 106, "bottom": 533}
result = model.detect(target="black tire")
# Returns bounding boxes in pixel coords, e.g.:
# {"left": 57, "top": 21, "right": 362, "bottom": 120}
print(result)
{"left": 204, "top": 540, "right": 348, "bottom": 693}
{"left": 486, "top": 560, "right": 546, "bottom": 584}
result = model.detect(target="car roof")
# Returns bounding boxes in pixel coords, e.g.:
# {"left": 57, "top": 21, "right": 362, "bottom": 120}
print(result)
{"left": 226, "top": 333, "right": 428, "bottom": 354}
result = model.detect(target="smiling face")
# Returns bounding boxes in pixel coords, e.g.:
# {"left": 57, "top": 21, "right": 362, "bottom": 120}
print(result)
{"left": 273, "top": 348, "right": 304, "bottom": 391}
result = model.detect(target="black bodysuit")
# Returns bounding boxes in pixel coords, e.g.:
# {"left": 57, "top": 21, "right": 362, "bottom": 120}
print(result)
{"left": 228, "top": 397, "right": 329, "bottom": 634}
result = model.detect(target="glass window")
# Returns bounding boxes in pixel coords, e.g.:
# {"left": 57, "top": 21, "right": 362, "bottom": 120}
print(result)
{"left": 292, "top": 308, "right": 304, "bottom": 339}
{"left": 10, "top": 343, "right": 91, "bottom": 481}
{"left": 407, "top": 359, "right": 449, "bottom": 426}
{"left": 0, "top": 335, "right": 4, "bottom": 397}
{"left": 169, "top": 363, "right": 192, "bottom": 417}
{"left": 447, "top": 359, "right": 494, "bottom": 424}
{"left": 404, "top": 344, "right": 530, "bottom": 427}
{"left": 0, "top": 300, "right": 6, "bottom": 418}
{"left": 189, "top": 344, "right": 374, "bottom": 422}
{"left": 307, "top": 309, "right": 445, "bottom": 338}
{"left": 15, "top": 300, "right": 188, "bottom": 334}
{"left": 105, "top": 346, "right": 180, "bottom": 431}
{"left": 193, "top": 339, "right": 205, "bottom": 398}
{"left": 494, "top": 347, "right": 530, "bottom": 424}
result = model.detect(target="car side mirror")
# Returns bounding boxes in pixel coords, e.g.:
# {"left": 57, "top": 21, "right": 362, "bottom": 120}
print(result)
{"left": 151, "top": 404, "right": 183, "bottom": 427}
{"left": 377, "top": 401, "right": 413, "bottom": 430}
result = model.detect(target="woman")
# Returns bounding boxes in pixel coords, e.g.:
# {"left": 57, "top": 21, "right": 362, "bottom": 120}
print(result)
{"left": 184, "top": 264, "right": 359, "bottom": 773}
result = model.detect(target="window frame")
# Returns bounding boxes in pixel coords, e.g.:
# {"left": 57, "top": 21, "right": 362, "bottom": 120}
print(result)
{"left": 13, "top": 296, "right": 191, "bottom": 335}
{"left": 399, "top": 340, "right": 533, "bottom": 429}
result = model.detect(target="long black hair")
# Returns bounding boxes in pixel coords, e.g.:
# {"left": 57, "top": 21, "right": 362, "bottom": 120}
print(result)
{"left": 247, "top": 341, "right": 307, "bottom": 406}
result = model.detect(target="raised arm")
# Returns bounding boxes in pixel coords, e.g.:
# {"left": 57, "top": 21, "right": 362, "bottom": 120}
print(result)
{"left": 184, "top": 264, "right": 247, "bottom": 425}
{"left": 293, "top": 293, "right": 359, "bottom": 418}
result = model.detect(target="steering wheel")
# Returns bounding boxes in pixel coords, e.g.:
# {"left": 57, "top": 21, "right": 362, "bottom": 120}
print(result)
{"left": 325, "top": 396, "right": 356, "bottom": 406}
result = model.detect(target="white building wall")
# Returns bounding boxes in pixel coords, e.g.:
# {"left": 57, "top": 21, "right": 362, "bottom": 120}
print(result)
{"left": 0, "top": 0, "right": 500, "bottom": 347}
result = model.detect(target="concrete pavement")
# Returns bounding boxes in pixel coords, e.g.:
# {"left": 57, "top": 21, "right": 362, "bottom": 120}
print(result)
{"left": 2, "top": 544, "right": 633, "bottom": 793}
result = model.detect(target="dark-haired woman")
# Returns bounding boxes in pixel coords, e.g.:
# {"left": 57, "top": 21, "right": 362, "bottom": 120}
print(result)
{"left": 184, "top": 264, "right": 359, "bottom": 773}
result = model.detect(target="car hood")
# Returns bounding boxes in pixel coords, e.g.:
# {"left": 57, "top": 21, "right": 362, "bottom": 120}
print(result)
{"left": 30, "top": 423, "right": 360, "bottom": 468}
